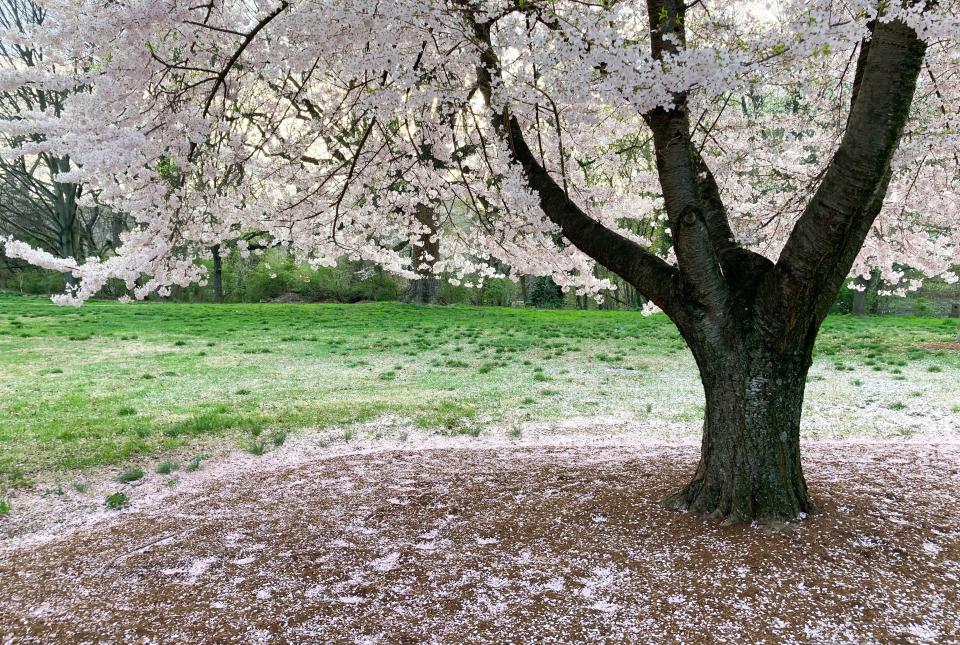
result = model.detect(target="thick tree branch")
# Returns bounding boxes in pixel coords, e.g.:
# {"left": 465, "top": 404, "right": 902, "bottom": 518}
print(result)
{"left": 468, "top": 16, "right": 681, "bottom": 317}
{"left": 776, "top": 17, "right": 928, "bottom": 326}
{"left": 644, "top": 0, "right": 772, "bottom": 313}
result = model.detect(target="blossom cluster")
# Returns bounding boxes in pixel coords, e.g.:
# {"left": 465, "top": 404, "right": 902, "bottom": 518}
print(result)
{"left": 1, "top": 0, "right": 957, "bottom": 304}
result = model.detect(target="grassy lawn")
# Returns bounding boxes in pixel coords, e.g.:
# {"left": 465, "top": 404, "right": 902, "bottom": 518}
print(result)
{"left": 1, "top": 292, "right": 958, "bottom": 490}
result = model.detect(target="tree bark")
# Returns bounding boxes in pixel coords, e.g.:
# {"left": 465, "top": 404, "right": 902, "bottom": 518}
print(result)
{"left": 211, "top": 244, "right": 224, "bottom": 303}
{"left": 51, "top": 155, "right": 80, "bottom": 288}
{"left": 406, "top": 276, "right": 440, "bottom": 305}
{"left": 851, "top": 279, "right": 868, "bottom": 316}
{"left": 851, "top": 269, "right": 880, "bottom": 315}
{"left": 665, "top": 327, "right": 815, "bottom": 523}
{"left": 403, "top": 205, "right": 441, "bottom": 305}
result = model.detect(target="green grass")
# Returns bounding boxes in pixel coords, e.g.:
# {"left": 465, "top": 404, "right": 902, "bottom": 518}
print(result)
{"left": 105, "top": 491, "right": 129, "bottom": 510}
{"left": 0, "top": 292, "right": 957, "bottom": 489}
{"left": 116, "top": 468, "right": 145, "bottom": 483}
{"left": 155, "top": 460, "right": 178, "bottom": 475}
{"left": 246, "top": 440, "right": 267, "bottom": 456}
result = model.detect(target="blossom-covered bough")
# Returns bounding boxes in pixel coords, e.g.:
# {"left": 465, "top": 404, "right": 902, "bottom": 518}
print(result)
{"left": 2, "top": 0, "right": 958, "bottom": 523}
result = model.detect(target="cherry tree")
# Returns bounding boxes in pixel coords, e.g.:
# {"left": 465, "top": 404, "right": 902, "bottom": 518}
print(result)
{"left": 2, "top": 0, "right": 958, "bottom": 522}
{"left": 0, "top": 0, "right": 125, "bottom": 281}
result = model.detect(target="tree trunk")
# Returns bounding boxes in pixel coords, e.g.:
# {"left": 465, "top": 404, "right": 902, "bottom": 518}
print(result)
{"left": 851, "top": 269, "right": 880, "bottom": 315}
{"left": 406, "top": 276, "right": 440, "bottom": 305}
{"left": 403, "top": 205, "right": 441, "bottom": 305}
{"left": 110, "top": 213, "right": 126, "bottom": 251}
{"left": 851, "top": 277, "right": 868, "bottom": 315}
{"left": 211, "top": 245, "right": 224, "bottom": 303}
{"left": 664, "top": 332, "right": 815, "bottom": 524}
{"left": 50, "top": 155, "right": 80, "bottom": 288}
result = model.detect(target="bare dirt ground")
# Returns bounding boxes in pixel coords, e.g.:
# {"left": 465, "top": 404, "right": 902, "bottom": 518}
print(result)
{"left": 2, "top": 439, "right": 959, "bottom": 644}
{"left": 921, "top": 341, "right": 960, "bottom": 352}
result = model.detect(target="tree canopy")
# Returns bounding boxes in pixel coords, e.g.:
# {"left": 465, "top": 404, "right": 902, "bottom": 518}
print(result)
{"left": 1, "top": 0, "right": 956, "bottom": 305}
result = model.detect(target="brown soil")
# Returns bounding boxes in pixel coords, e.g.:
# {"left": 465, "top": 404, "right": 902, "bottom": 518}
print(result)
{"left": 1, "top": 442, "right": 958, "bottom": 644}
{"left": 921, "top": 341, "right": 960, "bottom": 351}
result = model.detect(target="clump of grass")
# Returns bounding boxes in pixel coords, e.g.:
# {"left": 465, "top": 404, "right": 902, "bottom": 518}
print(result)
{"left": 0, "top": 499, "right": 10, "bottom": 515}
{"left": 174, "top": 340, "right": 187, "bottom": 346}
{"left": 457, "top": 425, "right": 482, "bottom": 438}
{"left": 507, "top": 427, "right": 522, "bottom": 439}
{"left": 72, "top": 481, "right": 90, "bottom": 494}
{"left": 270, "top": 430, "right": 288, "bottom": 447}
{"left": 235, "top": 388, "right": 251, "bottom": 395}
{"left": 851, "top": 379, "right": 863, "bottom": 386}
{"left": 378, "top": 371, "right": 396, "bottom": 381}
{"left": 246, "top": 440, "right": 267, "bottom": 456}
{"left": 155, "top": 460, "right": 179, "bottom": 475}
{"left": 342, "top": 428, "right": 356, "bottom": 442}
{"left": 164, "top": 412, "right": 263, "bottom": 438}
{"left": 927, "top": 365, "right": 942, "bottom": 373}
{"left": 415, "top": 401, "right": 478, "bottom": 431}
{"left": 888, "top": 401, "right": 907, "bottom": 411}
{"left": 117, "top": 406, "right": 137, "bottom": 417}
{"left": 185, "top": 455, "right": 207, "bottom": 472}
{"left": 521, "top": 396, "right": 536, "bottom": 405}
{"left": 117, "top": 468, "right": 145, "bottom": 483}
{"left": 105, "top": 492, "right": 129, "bottom": 510}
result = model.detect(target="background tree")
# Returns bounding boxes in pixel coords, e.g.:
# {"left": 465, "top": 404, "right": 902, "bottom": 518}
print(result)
{"left": 0, "top": 0, "right": 126, "bottom": 283}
